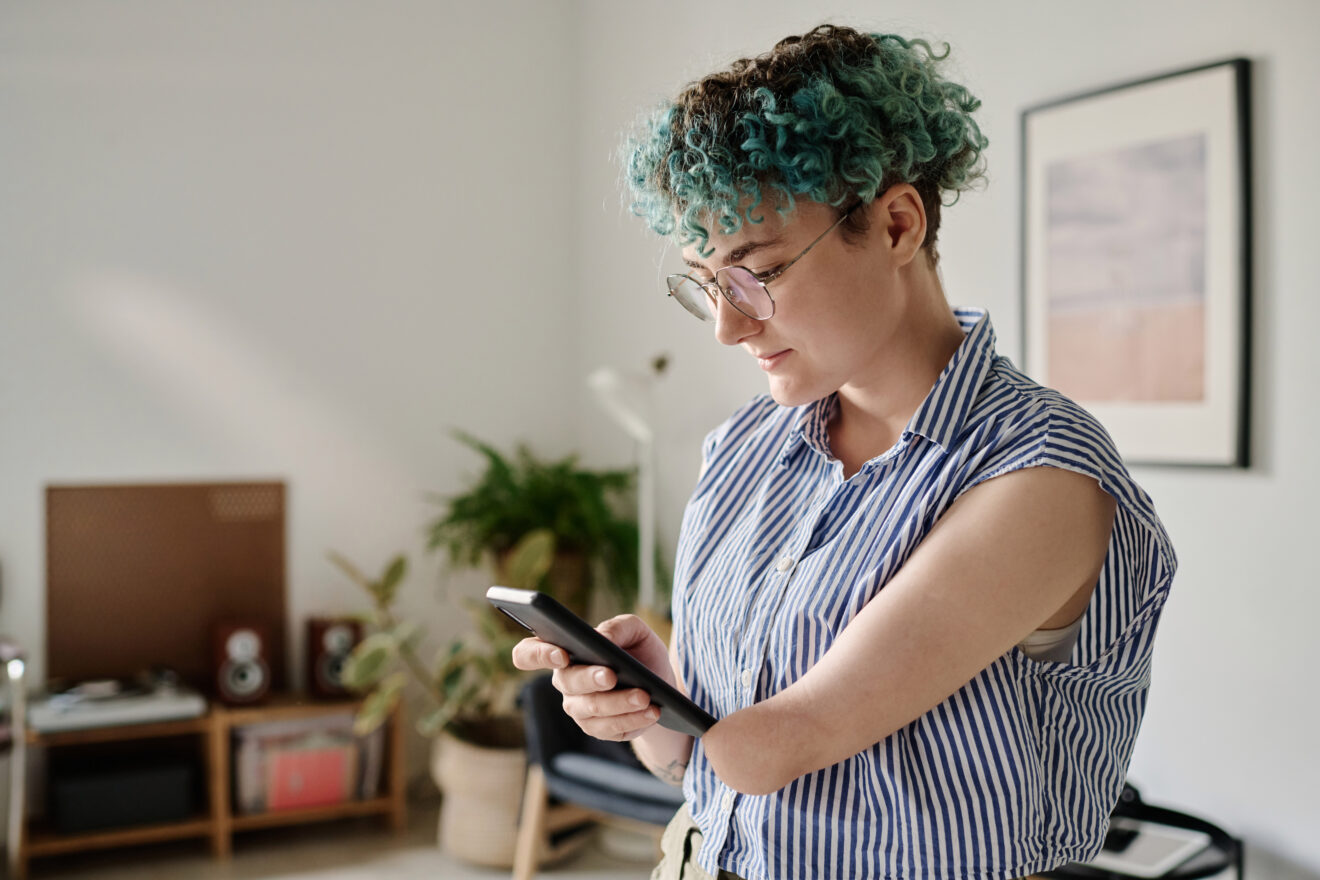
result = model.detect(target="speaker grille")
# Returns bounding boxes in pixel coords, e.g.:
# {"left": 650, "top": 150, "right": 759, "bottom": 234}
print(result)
{"left": 208, "top": 486, "right": 282, "bottom": 522}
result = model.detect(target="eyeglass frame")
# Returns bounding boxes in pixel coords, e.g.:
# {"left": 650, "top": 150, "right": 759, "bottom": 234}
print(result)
{"left": 665, "top": 202, "right": 860, "bottom": 322}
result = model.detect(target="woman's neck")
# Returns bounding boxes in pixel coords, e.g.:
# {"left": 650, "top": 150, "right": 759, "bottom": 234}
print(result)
{"left": 829, "top": 272, "right": 966, "bottom": 475}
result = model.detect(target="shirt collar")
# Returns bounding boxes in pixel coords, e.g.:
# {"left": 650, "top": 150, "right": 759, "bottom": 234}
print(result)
{"left": 779, "top": 307, "right": 997, "bottom": 466}
{"left": 904, "top": 307, "right": 996, "bottom": 451}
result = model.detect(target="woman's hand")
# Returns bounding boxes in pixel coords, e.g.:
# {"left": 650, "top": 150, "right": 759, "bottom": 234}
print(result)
{"left": 511, "top": 614, "right": 674, "bottom": 742}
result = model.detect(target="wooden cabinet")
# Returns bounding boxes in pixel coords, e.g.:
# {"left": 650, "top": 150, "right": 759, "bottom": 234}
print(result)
{"left": 17, "top": 696, "right": 406, "bottom": 879}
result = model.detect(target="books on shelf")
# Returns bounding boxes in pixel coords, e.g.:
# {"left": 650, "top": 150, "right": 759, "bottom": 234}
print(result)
{"left": 233, "top": 712, "right": 386, "bottom": 814}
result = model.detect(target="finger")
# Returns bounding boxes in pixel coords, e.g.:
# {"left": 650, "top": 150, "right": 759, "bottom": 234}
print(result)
{"left": 580, "top": 705, "right": 662, "bottom": 742}
{"left": 552, "top": 665, "right": 617, "bottom": 696}
{"left": 561, "top": 688, "right": 651, "bottom": 721}
{"left": 511, "top": 637, "right": 570, "bottom": 671}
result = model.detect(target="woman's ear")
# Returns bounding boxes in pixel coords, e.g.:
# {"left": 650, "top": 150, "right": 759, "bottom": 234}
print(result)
{"left": 870, "top": 183, "right": 927, "bottom": 267}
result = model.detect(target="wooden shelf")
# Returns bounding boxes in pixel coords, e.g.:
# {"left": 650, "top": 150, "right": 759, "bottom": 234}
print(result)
{"left": 230, "top": 797, "right": 396, "bottom": 831}
{"left": 26, "top": 816, "right": 215, "bottom": 857}
{"left": 26, "top": 713, "right": 213, "bottom": 747}
{"left": 217, "top": 695, "right": 359, "bottom": 725}
{"left": 16, "top": 695, "right": 407, "bottom": 880}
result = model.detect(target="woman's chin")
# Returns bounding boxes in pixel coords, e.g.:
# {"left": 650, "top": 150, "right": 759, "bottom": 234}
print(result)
{"left": 766, "top": 379, "right": 826, "bottom": 408}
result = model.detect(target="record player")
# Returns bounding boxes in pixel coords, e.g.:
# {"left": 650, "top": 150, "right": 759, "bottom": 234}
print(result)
{"left": 29, "top": 671, "right": 206, "bottom": 733}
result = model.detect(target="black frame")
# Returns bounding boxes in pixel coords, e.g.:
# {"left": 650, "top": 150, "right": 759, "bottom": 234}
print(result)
{"left": 1020, "top": 58, "right": 1253, "bottom": 468}
{"left": 1039, "top": 783, "right": 1244, "bottom": 880}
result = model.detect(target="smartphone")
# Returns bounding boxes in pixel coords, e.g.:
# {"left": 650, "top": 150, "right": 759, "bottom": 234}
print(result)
{"left": 487, "top": 586, "right": 715, "bottom": 737}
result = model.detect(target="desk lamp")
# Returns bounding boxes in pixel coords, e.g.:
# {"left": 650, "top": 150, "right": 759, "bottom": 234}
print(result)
{"left": 587, "top": 365, "right": 662, "bottom": 632}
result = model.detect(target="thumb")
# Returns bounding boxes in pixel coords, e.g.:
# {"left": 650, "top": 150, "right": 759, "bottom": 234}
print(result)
{"left": 595, "top": 614, "right": 653, "bottom": 650}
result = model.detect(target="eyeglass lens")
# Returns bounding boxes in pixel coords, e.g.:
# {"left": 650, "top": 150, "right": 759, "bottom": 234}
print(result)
{"left": 666, "top": 267, "right": 773, "bottom": 322}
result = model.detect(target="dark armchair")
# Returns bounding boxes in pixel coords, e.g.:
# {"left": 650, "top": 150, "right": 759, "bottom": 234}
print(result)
{"left": 512, "top": 673, "right": 684, "bottom": 880}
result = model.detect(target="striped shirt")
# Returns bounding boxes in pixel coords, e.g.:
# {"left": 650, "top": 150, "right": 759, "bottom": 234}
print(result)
{"left": 671, "top": 307, "right": 1176, "bottom": 880}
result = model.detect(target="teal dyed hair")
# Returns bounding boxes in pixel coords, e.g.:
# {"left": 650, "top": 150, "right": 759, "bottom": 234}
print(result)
{"left": 623, "top": 25, "right": 988, "bottom": 259}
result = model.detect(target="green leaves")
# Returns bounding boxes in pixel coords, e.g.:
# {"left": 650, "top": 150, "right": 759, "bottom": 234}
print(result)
{"left": 377, "top": 555, "right": 407, "bottom": 606}
{"left": 417, "top": 704, "right": 453, "bottom": 738}
{"left": 326, "top": 551, "right": 372, "bottom": 592}
{"left": 354, "top": 671, "right": 407, "bottom": 736}
{"left": 326, "top": 426, "right": 661, "bottom": 746}
{"left": 342, "top": 632, "right": 397, "bottom": 691}
{"left": 328, "top": 547, "right": 532, "bottom": 744}
{"left": 426, "top": 432, "right": 644, "bottom": 605}
{"left": 501, "top": 528, "right": 556, "bottom": 590}
{"left": 391, "top": 619, "right": 423, "bottom": 652}
{"left": 327, "top": 551, "right": 408, "bottom": 607}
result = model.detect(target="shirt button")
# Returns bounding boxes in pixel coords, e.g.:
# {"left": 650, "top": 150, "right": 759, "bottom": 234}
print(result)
{"left": 722, "top": 791, "right": 734, "bottom": 810}
{"left": 741, "top": 669, "right": 754, "bottom": 687}
{"left": 776, "top": 556, "right": 795, "bottom": 573}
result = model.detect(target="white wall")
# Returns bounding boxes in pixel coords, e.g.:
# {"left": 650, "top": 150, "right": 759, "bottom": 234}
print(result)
{"left": 0, "top": 0, "right": 579, "bottom": 779}
{"left": 571, "top": 0, "right": 1320, "bottom": 875}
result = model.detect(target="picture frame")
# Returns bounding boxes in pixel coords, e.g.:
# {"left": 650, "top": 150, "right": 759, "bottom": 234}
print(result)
{"left": 1021, "top": 58, "right": 1252, "bottom": 467}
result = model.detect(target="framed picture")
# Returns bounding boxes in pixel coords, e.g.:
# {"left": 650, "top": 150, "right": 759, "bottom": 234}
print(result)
{"left": 1021, "top": 58, "right": 1252, "bottom": 467}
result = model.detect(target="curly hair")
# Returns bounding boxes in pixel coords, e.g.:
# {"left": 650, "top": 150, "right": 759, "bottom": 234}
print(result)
{"left": 623, "top": 25, "right": 989, "bottom": 261}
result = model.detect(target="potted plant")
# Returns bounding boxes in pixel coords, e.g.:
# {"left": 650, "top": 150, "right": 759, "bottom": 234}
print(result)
{"left": 332, "top": 530, "right": 555, "bottom": 867}
{"left": 332, "top": 434, "right": 651, "bottom": 865}
{"left": 427, "top": 431, "right": 641, "bottom": 618}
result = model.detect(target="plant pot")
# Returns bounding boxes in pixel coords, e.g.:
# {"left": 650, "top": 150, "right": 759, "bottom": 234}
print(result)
{"left": 430, "top": 729, "right": 527, "bottom": 867}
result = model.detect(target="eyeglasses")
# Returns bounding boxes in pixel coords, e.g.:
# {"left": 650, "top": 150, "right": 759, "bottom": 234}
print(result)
{"left": 664, "top": 204, "right": 857, "bottom": 322}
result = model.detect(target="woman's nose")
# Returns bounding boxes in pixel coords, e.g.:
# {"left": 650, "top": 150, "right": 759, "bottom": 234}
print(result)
{"left": 712, "top": 290, "right": 758, "bottom": 346}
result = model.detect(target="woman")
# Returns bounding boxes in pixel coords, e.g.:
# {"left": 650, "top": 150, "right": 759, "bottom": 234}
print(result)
{"left": 513, "top": 25, "right": 1174, "bottom": 880}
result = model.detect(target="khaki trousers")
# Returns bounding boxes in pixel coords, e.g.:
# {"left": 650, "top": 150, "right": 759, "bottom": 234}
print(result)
{"left": 652, "top": 802, "right": 1039, "bottom": 880}
{"left": 652, "top": 804, "right": 747, "bottom": 880}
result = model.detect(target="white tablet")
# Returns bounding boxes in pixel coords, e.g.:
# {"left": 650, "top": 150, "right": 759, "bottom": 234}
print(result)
{"left": 1086, "top": 816, "right": 1213, "bottom": 878}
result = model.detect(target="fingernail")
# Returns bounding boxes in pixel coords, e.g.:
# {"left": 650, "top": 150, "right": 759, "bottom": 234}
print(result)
{"left": 630, "top": 692, "right": 646, "bottom": 708}
{"left": 648, "top": 707, "right": 660, "bottom": 721}
{"left": 594, "top": 669, "right": 609, "bottom": 686}
{"left": 552, "top": 650, "right": 567, "bottom": 667}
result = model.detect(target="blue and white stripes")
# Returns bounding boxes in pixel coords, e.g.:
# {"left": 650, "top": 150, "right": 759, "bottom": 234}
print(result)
{"left": 671, "top": 308, "right": 1176, "bottom": 880}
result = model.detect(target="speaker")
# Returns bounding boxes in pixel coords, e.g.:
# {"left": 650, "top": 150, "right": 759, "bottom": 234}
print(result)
{"left": 306, "top": 617, "right": 363, "bottom": 698}
{"left": 212, "top": 621, "right": 271, "bottom": 704}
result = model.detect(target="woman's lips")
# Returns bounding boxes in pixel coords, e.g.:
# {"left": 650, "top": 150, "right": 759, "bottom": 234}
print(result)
{"left": 756, "top": 350, "right": 791, "bottom": 371}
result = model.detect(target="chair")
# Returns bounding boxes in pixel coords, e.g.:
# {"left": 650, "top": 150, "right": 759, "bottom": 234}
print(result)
{"left": 1, "top": 638, "right": 27, "bottom": 880}
{"left": 512, "top": 673, "right": 684, "bottom": 880}
{"left": 1038, "top": 783, "right": 1244, "bottom": 880}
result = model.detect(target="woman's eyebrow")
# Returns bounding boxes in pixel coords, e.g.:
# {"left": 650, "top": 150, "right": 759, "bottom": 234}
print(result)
{"left": 684, "top": 235, "right": 784, "bottom": 271}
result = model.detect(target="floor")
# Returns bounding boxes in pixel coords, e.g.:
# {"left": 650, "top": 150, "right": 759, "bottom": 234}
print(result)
{"left": 28, "top": 801, "right": 1319, "bottom": 880}
{"left": 28, "top": 799, "right": 657, "bottom": 880}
